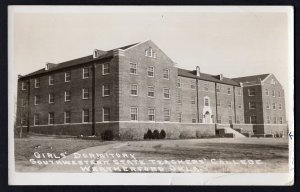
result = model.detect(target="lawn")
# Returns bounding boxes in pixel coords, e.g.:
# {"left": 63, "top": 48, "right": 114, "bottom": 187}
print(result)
{"left": 14, "top": 135, "right": 114, "bottom": 172}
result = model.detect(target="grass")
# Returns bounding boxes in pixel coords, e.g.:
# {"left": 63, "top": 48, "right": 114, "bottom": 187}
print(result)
{"left": 14, "top": 135, "right": 113, "bottom": 172}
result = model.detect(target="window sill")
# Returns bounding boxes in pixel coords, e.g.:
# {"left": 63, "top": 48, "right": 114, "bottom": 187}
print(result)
{"left": 103, "top": 95, "right": 110, "bottom": 97}
{"left": 102, "top": 73, "right": 110, "bottom": 76}
{"left": 130, "top": 94, "right": 138, "bottom": 97}
{"left": 82, "top": 98, "right": 89, "bottom": 100}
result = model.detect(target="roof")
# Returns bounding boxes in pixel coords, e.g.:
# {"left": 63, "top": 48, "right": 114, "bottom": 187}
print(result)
{"left": 232, "top": 74, "right": 270, "bottom": 84}
{"left": 20, "top": 42, "right": 139, "bottom": 79}
{"left": 177, "top": 68, "right": 240, "bottom": 86}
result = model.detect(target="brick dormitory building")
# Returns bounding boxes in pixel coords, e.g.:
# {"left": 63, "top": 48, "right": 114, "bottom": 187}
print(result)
{"left": 16, "top": 40, "right": 288, "bottom": 139}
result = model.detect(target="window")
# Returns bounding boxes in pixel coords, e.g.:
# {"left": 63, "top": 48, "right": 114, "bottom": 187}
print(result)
{"left": 227, "top": 87, "right": 231, "bottom": 95}
{"left": 229, "top": 116, "right": 233, "bottom": 124}
{"left": 35, "top": 78, "right": 40, "bottom": 88}
{"left": 103, "top": 108, "right": 110, "bottom": 121}
{"left": 21, "top": 82, "right": 27, "bottom": 90}
{"left": 147, "top": 66, "right": 154, "bottom": 77}
{"left": 236, "top": 116, "right": 241, "bottom": 124}
{"left": 217, "top": 99, "right": 221, "bottom": 107}
{"left": 34, "top": 114, "right": 39, "bottom": 126}
{"left": 279, "top": 117, "right": 283, "bottom": 124}
{"left": 250, "top": 116, "right": 257, "bottom": 124}
{"left": 64, "top": 111, "right": 70, "bottom": 124}
{"left": 265, "top": 89, "right": 269, "bottom": 96}
{"left": 192, "top": 114, "right": 197, "bottom": 123}
{"left": 163, "top": 69, "right": 169, "bottom": 79}
{"left": 103, "top": 85, "right": 110, "bottom": 96}
{"left": 272, "top": 103, "right": 276, "bottom": 110}
{"left": 248, "top": 88, "right": 255, "bottom": 96}
{"left": 21, "top": 116, "right": 26, "bottom": 125}
{"left": 21, "top": 98, "right": 26, "bottom": 107}
{"left": 83, "top": 67, "right": 89, "bottom": 79}
{"left": 145, "top": 49, "right": 148, "bottom": 56}
{"left": 65, "top": 91, "right": 71, "bottom": 102}
{"left": 82, "top": 88, "right": 89, "bottom": 99}
{"left": 34, "top": 96, "right": 40, "bottom": 105}
{"left": 191, "top": 81, "right": 196, "bottom": 89}
{"left": 271, "top": 78, "right": 276, "bottom": 85}
{"left": 65, "top": 72, "right": 71, "bottom": 82}
{"left": 148, "top": 108, "right": 155, "bottom": 121}
{"left": 177, "top": 113, "right": 182, "bottom": 123}
{"left": 236, "top": 88, "right": 241, "bottom": 96}
{"left": 130, "top": 63, "right": 137, "bottom": 74}
{"left": 177, "top": 78, "right": 181, "bottom": 88}
{"left": 191, "top": 95, "right": 196, "bottom": 104}
{"left": 130, "top": 84, "right": 138, "bottom": 96}
{"left": 272, "top": 90, "right": 276, "bottom": 97}
{"left": 177, "top": 93, "right": 182, "bottom": 104}
{"left": 204, "top": 83, "right": 209, "bottom": 91}
{"left": 164, "top": 109, "right": 170, "bottom": 121}
{"left": 49, "top": 75, "right": 54, "bottom": 85}
{"left": 278, "top": 91, "right": 282, "bottom": 98}
{"left": 279, "top": 103, "right": 282, "bottom": 110}
{"left": 266, "top": 116, "right": 271, "bottom": 124}
{"left": 216, "top": 84, "right": 221, "bottom": 92}
{"left": 145, "top": 47, "right": 156, "bottom": 58}
{"left": 82, "top": 109, "right": 89, "bottom": 123}
{"left": 153, "top": 52, "right": 157, "bottom": 58}
{"left": 273, "top": 117, "right": 277, "bottom": 124}
{"left": 266, "top": 102, "right": 270, "bottom": 109}
{"left": 228, "top": 101, "right": 232, "bottom": 109}
{"left": 148, "top": 86, "right": 155, "bottom": 97}
{"left": 217, "top": 114, "right": 222, "bottom": 123}
{"left": 163, "top": 88, "right": 170, "bottom": 99}
{"left": 249, "top": 101, "right": 256, "bottom": 109}
{"left": 49, "top": 93, "right": 54, "bottom": 104}
{"left": 130, "top": 107, "right": 138, "bottom": 121}
{"left": 205, "top": 97, "right": 210, "bottom": 106}
{"left": 238, "top": 103, "right": 242, "bottom": 109}
{"left": 48, "top": 113, "right": 54, "bottom": 125}
{"left": 102, "top": 63, "right": 110, "bottom": 75}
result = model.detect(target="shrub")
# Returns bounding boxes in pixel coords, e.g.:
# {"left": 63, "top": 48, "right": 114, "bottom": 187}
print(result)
{"left": 159, "top": 130, "right": 166, "bottom": 139}
{"left": 101, "top": 130, "right": 114, "bottom": 141}
{"left": 179, "top": 130, "right": 196, "bottom": 139}
{"left": 153, "top": 130, "right": 160, "bottom": 139}
{"left": 144, "top": 129, "right": 153, "bottom": 139}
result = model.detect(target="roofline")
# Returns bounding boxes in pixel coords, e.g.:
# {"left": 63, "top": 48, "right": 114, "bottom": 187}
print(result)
{"left": 18, "top": 55, "right": 113, "bottom": 81}
{"left": 178, "top": 74, "right": 240, "bottom": 87}
{"left": 261, "top": 73, "right": 272, "bottom": 83}
{"left": 122, "top": 41, "right": 146, "bottom": 51}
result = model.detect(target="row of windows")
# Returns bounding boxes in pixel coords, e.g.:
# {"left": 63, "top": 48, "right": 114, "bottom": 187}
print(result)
{"left": 216, "top": 115, "right": 244, "bottom": 124}
{"left": 130, "top": 63, "right": 170, "bottom": 79}
{"left": 248, "top": 101, "right": 283, "bottom": 110}
{"left": 247, "top": 88, "right": 282, "bottom": 98}
{"left": 265, "top": 116, "right": 284, "bottom": 124}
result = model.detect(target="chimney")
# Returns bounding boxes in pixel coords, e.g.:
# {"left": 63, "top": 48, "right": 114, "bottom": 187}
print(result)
{"left": 196, "top": 66, "right": 200, "bottom": 77}
{"left": 45, "top": 63, "right": 56, "bottom": 71}
{"left": 219, "top": 74, "right": 223, "bottom": 81}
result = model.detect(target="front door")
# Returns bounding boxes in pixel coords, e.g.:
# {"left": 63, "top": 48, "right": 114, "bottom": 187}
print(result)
{"left": 204, "top": 111, "right": 211, "bottom": 123}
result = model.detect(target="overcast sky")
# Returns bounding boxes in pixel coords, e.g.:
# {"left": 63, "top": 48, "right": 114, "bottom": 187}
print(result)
{"left": 9, "top": 6, "right": 293, "bottom": 121}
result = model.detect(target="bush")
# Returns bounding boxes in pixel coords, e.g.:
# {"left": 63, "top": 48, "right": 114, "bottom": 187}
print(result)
{"left": 159, "top": 130, "right": 166, "bottom": 139}
{"left": 153, "top": 130, "right": 160, "bottom": 139}
{"left": 144, "top": 129, "right": 153, "bottom": 139}
{"left": 179, "top": 130, "right": 196, "bottom": 139}
{"left": 101, "top": 130, "right": 114, "bottom": 141}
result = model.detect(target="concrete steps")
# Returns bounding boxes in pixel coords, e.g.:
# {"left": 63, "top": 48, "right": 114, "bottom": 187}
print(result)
{"left": 217, "top": 127, "right": 246, "bottom": 138}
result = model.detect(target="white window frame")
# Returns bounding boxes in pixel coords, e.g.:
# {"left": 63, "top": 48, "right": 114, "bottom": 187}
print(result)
{"left": 279, "top": 117, "right": 283, "bottom": 124}
{"left": 271, "top": 78, "right": 275, "bottom": 85}
{"left": 250, "top": 115, "right": 257, "bottom": 124}
{"left": 228, "top": 101, "right": 232, "bottom": 109}
{"left": 34, "top": 114, "right": 39, "bottom": 126}
{"left": 248, "top": 88, "right": 255, "bottom": 96}
{"left": 147, "top": 86, "right": 155, "bottom": 97}
{"left": 163, "top": 108, "right": 171, "bottom": 122}
{"left": 82, "top": 88, "right": 89, "bottom": 99}
{"left": 34, "top": 95, "right": 39, "bottom": 105}
{"left": 21, "top": 82, "right": 27, "bottom": 90}
{"left": 102, "top": 63, "right": 110, "bottom": 75}
{"left": 177, "top": 93, "right": 182, "bottom": 104}
{"left": 35, "top": 78, "right": 40, "bottom": 88}
{"left": 249, "top": 101, "right": 256, "bottom": 109}
{"left": 49, "top": 75, "right": 54, "bottom": 85}
{"left": 204, "top": 97, "right": 210, "bottom": 106}
{"left": 227, "top": 87, "right": 231, "bottom": 95}
{"left": 273, "top": 117, "right": 277, "bottom": 124}
{"left": 278, "top": 91, "right": 282, "bottom": 98}
{"left": 103, "top": 107, "right": 110, "bottom": 122}
{"left": 83, "top": 67, "right": 89, "bottom": 79}
{"left": 130, "top": 84, "right": 138, "bottom": 96}
{"left": 48, "top": 113, "right": 54, "bottom": 125}
{"left": 153, "top": 52, "right": 157, "bottom": 58}
{"left": 49, "top": 93, "right": 54, "bottom": 104}
{"left": 279, "top": 103, "right": 282, "bottom": 110}
{"left": 130, "top": 107, "right": 138, "bottom": 121}
{"left": 65, "top": 91, "right": 71, "bottom": 102}
{"left": 266, "top": 102, "right": 270, "bottom": 109}
{"left": 102, "top": 85, "right": 110, "bottom": 97}
{"left": 64, "top": 111, "right": 70, "bottom": 124}
{"left": 177, "top": 113, "right": 182, "bottom": 123}
{"left": 82, "top": 109, "right": 89, "bottom": 123}
{"left": 272, "top": 103, "right": 276, "bottom": 110}
{"left": 191, "top": 95, "right": 196, "bottom": 104}
{"left": 177, "top": 78, "right": 181, "bottom": 88}
{"left": 130, "top": 63, "right": 137, "bottom": 74}
{"left": 163, "top": 88, "right": 170, "bottom": 99}
{"left": 65, "top": 72, "right": 71, "bottom": 82}
{"left": 148, "top": 108, "right": 155, "bottom": 121}
{"left": 163, "top": 69, "right": 169, "bottom": 80}
{"left": 272, "top": 90, "right": 276, "bottom": 97}
{"left": 265, "top": 89, "right": 269, "bottom": 96}
{"left": 147, "top": 66, "right": 154, "bottom": 77}
{"left": 266, "top": 116, "right": 271, "bottom": 124}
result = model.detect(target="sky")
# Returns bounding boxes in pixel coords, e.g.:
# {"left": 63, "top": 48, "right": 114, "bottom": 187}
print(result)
{"left": 9, "top": 6, "right": 293, "bottom": 121}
